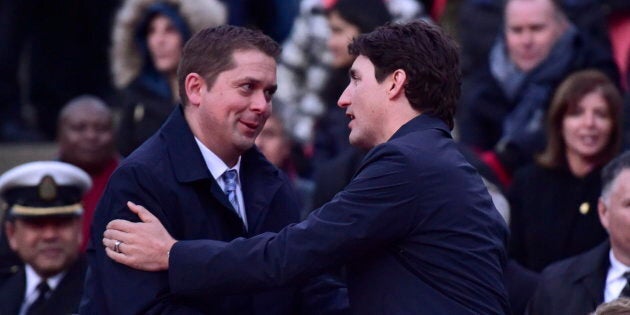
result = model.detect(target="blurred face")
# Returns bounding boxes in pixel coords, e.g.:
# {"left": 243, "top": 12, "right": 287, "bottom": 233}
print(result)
{"left": 562, "top": 90, "right": 612, "bottom": 163}
{"left": 337, "top": 55, "right": 388, "bottom": 149}
{"left": 255, "top": 116, "right": 290, "bottom": 167}
{"left": 147, "top": 14, "right": 184, "bottom": 74}
{"left": 327, "top": 11, "right": 360, "bottom": 68}
{"left": 58, "top": 103, "right": 115, "bottom": 173}
{"left": 599, "top": 169, "right": 630, "bottom": 265}
{"left": 6, "top": 217, "right": 81, "bottom": 278}
{"left": 505, "top": 0, "right": 567, "bottom": 72}
{"left": 195, "top": 49, "right": 276, "bottom": 162}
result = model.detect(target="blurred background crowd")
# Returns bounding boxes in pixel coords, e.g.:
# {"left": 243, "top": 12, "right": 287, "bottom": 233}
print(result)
{"left": 0, "top": 0, "right": 630, "bottom": 314}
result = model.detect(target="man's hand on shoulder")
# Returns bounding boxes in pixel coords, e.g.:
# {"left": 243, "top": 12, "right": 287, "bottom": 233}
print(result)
{"left": 103, "top": 201, "right": 176, "bottom": 271}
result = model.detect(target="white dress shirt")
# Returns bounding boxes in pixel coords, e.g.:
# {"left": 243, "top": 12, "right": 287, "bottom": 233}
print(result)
{"left": 19, "top": 264, "right": 65, "bottom": 315}
{"left": 604, "top": 249, "right": 630, "bottom": 302}
{"left": 194, "top": 137, "right": 248, "bottom": 229}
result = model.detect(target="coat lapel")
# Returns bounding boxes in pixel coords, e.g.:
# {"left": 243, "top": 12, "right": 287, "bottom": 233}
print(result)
{"left": 0, "top": 266, "right": 26, "bottom": 315}
{"left": 162, "top": 106, "right": 245, "bottom": 227}
{"left": 573, "top": 241, "right": 610, "bottom": 305}
{"left": 240, "top": 148, "right": 285, "bottom": 234}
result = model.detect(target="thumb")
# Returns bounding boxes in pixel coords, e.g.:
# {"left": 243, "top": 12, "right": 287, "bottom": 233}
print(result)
{"left": 127, "top": 201, "right": 157, "bottom": 223}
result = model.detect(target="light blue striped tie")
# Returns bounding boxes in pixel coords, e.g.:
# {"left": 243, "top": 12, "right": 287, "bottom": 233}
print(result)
{"left": 222, "top": 170, "right": 240, "bottom": 214}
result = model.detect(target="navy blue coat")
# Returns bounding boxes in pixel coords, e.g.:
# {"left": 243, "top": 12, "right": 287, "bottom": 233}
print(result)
{"left": 80, "top": 106, "right": 346, "bottom": 314}
{"left": 168, "top": 114, "right": 511, "bottom": 314}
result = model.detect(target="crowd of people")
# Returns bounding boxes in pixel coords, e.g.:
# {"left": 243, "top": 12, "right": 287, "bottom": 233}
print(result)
{"left": 0, "top": 0, "right": 630, "bottom": 314}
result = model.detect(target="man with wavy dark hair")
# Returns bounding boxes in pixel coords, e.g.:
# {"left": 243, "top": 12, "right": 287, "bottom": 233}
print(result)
{"left": 104, "top": 21, "right": 510, "bottom": 314}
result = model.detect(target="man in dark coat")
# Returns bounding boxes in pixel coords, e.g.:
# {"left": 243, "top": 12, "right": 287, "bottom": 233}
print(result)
{"left": 104, "top": 21, "right": 510, "bottom": 315}
{"left": 527, "top": 151, "right": 630, "bottom": 314}
{"left": 0, "top": 161, "right": 91, "bottom": 315}
{"left": 80, "top": 25, "right": 347, "bottom": 314}
{"left": 457, "top": 0, "right": 619, "bottom": 181}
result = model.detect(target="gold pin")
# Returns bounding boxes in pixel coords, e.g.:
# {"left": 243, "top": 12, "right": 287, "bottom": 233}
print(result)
{"left": 579, "top": 202, "right": 589, "bottom": 215}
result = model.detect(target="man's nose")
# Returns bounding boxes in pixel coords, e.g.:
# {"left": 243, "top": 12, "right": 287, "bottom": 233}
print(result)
{"left": 251, "top": 91, "right": 271, "bottom": 114}
{"left": 337, "top": 85, "right": 351, "bottom": 108}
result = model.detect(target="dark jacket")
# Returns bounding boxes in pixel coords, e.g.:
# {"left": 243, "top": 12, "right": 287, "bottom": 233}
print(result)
{"left": 526, "top": 241, "right": 610, "bottom": 315}
{"left": 168, "top": 114, "right": 511, "bottom": 314}
{"left": 116, "top": 81, "right": 175, "bottom": 156}
{"left": 80, "top": 106, "right": 347, "bottom": 314}
{"left": 508, "top": 164, "right": 608, "bottom": 272}
{"left": 0, "top": 257, "right": 87, "bottom": 315}
{"left": 457, "top": 30, "right": 619, "bottom": 172}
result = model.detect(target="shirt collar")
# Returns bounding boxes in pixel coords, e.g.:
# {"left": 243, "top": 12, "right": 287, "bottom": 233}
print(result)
{"left": 194, "top": 137, "right": 242, "bottom": 182}
{"left": 607, "top": 249, "right": 630, "bottom": 284}
{"left": 24, "top": 264, "right": 65, "bottom": 295}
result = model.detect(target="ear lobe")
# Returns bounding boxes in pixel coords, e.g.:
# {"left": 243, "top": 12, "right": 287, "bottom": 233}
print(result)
{"left": 184, "top": 73, "right": 205, "bottom": 107}
{"left": 598, "top": 198, "right": 609, "bottom": 230}
{"left": 387, "top": 69, "right": 407, "bottom": 100}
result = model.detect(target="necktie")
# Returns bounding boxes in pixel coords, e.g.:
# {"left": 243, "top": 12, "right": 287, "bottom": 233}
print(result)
{"left": 222, "top": 169, "right": 240, "bottom": 214}
{"left": 25, "top": 280, "right": 50, "bottom": 315}
{"left": 620, "top": 271, "right": 630, "bottom": 298}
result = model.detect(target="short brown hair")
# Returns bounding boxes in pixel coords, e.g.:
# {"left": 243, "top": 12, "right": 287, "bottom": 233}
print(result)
{"left": 537, "top": 70, "right": 623, "bottom": 168}
{"left": 177, "top": 25, "right": 281, "bottom": 105}
{"left": 348, "top": 21, "right": 461, "bottom": 129}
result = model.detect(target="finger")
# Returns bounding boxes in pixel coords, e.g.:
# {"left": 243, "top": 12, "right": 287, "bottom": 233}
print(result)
{"left": 103, "top": 228, "right": 130, "bottom": 244}
{"left": 102, "top": 236, "right": 124, "bottom": 252}
{"left": 106, "top": 219, "right": 136, "bottom": 232}
{"left": 127, "top": 201, "right": 158, "bottom": 223}
{"left": 105, "top": 245, "right": 131, "bottom": 264}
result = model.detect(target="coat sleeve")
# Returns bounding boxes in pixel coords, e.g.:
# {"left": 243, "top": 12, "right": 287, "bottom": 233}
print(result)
{"left": 80, "top": 164, "right": 206, "bottom": 315}
{"left": 168, "top": 146, "right": 418, "bottom": 295}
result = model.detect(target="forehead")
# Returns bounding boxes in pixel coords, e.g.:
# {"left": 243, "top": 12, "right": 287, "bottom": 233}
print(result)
{"left": 63, "top": 104, "right": 110, "bottom": 122}
{"left": 505, "top": 0, "right": 556, "bottom": 25}
{"left": 611, "top": 169, "right": 630, "bottom": 197}
{"left": 226, "top": 49, "right": 277, "bottom": 76}
{"left": 350, "top": 55, "right": 375, "bottom": 75}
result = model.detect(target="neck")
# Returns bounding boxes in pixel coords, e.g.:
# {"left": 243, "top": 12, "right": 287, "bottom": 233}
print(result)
{"left": 566, "top": 151, "right": 597, "bottom": 177}
{"left": 184, "top": 108, "right": 240, "bottom": 167}
{"left": 384, "top": 102, "right": 422, "bottom": 141}
{"left": 612, "top": 247, "right": 630, "bottom": 267}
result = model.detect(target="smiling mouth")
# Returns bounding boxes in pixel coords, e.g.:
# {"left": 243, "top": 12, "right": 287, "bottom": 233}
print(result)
{"left": 240, "top": 120, "right": 259, "bottom": 131}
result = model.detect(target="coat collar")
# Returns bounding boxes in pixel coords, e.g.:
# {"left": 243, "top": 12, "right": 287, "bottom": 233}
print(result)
{"left": 160, "top": 106, "right": 287, "bottom": 233}
{"left": 389, "top": 113, "right": 451, "bottom": 141}
{"left": 568, "top": 240, "right": 610, "bottom": 303}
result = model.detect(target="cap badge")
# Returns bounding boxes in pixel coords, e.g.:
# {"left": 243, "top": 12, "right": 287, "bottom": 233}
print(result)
{"left": 38, "top": 175, "right": 58, "bottom": 201}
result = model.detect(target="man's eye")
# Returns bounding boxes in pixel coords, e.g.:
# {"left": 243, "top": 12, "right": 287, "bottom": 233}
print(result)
{"left": 241, "top": 84, "right": 253, "bottom": 91}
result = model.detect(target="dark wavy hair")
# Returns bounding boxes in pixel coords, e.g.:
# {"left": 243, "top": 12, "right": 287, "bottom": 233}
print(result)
{"left": 347, "top": 20, "right": 461, "bottom": 129}
{"left": 177, "top": 25, "right": 280, "bottom": 105}
{"left": 537, "top": 69, "right": 623, "bottom": 169}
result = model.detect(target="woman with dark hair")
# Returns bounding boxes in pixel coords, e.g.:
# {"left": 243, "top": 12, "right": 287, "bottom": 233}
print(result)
{"left": 509, "top": 69, "right": 624, "bottom": 272}
{"left": 112, "top": 0, "right": 226, "bottom": 156}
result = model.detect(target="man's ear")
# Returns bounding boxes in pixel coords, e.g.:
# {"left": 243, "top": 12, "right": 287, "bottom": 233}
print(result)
{"left": 5, "top": 221, "right": 17, "bottom": 252}
{"left": 386, "top": 69, "right": 407, "bottom": 100}
{"left": 184, "top": 73, "right": 205, "bottom": 107}
{"left": 598, "top": 198, "right": 610, "bottom": 231}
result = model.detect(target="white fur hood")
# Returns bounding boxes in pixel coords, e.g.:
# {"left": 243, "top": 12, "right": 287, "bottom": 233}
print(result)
{"left": 111, "top": 0, "right": 226, "bottom": 89}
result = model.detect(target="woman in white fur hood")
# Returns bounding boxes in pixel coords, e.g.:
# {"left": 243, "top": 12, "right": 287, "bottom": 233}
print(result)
{"left": 112, "top": 0, "right": 226, "bottom": 156}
